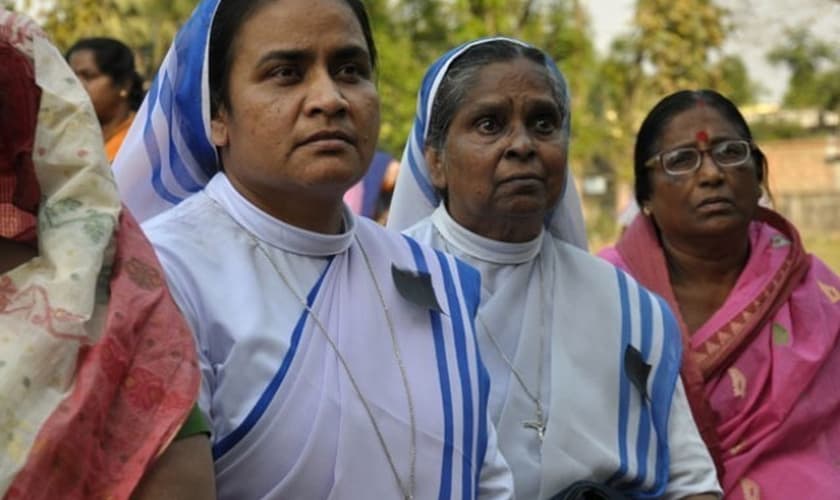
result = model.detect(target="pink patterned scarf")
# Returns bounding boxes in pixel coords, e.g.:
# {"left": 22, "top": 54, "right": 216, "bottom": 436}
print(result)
{"left": 601, "top": 209, "right": 840, "bottom": 499}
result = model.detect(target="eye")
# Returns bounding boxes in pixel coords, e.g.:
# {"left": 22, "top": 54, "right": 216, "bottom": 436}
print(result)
{"left": 269, "top": 65, "right": 302, "bottom": 83}
{"left": 336, "top": 61, "right": 371, "bottom": 83}
{"left": 533, "top": 115, "right": 558, "bottom": 135}
{"left": 662, "top": 148, "right": 699, "bottom": 173}
{"left": 712, "top": 140, "right": 750, "bottom": 166}
{"left": 475, "top": 116, "right": 501, "bottom": 135}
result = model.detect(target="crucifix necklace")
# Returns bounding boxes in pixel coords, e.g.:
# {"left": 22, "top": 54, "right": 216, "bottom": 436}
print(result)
{"left": 477, "top": 261, "right": 548, "bottom": 441}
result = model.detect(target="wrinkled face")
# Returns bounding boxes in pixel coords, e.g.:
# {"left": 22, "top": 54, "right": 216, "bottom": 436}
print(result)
{"left": 644, "top": 106, "right": 761, "bottom": 243}
{"left": 211, "top": 0, "right": 380, "bottom": 210}
{"left": 427, "top": 58, "right": 567, "bottom": 240}
{"left": 68, "top": 49, "right": 125, "bottom": 124}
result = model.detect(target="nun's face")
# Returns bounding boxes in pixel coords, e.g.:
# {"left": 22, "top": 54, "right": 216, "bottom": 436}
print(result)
{"left": 211, "top": 0, "right": 379, "bottom": 230}
{"left": 426, "top": 58, "right": 568, "bottom": 242}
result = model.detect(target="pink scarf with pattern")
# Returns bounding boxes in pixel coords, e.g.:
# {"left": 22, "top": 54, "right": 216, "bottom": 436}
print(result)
{"left": 600, "top": 208, "right": 840, "bottom": 499}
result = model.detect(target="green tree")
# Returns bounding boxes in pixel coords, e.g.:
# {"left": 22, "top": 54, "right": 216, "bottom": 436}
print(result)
{"left": 715, "top": 55, "right": 758, "bottom": 105}
{"left": 768, "top": 26, "right": 840, "bottom": 111}
{"left": 21, "top": 0, "right": 194, "bottom": 77}
{"left": 583, "top": 0, "right": 733, "bottom": 240}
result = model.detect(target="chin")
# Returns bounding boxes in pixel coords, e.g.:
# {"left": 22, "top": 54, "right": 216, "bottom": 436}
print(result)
{"left": 499, "top": 198, "right": 549, "bottom": 219}
{"left": 695, "top": 216, "right": 751, "bottom": 238}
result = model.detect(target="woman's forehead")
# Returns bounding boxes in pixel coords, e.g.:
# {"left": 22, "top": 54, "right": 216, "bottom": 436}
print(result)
{"left": 658, "top": 106, "right": 742, "bottom": 146}
{"left": 461, "top": 59, "right": 558, "bottom": 101}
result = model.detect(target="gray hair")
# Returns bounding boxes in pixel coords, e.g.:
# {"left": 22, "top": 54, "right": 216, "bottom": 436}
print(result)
{"left": 425, "top": 40, "right": 570, "bottom": 152}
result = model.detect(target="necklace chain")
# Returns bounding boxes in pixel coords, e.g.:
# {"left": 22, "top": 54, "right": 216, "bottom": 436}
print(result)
{"left": 242, "top": 223, "right": 416, "bottom": 499}
{"left": 476, "top": 260, "right": 547, "bottom": 441}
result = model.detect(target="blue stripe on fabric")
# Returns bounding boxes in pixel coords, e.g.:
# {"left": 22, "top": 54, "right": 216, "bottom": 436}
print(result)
{"left": 626, "top": 286, "right": 653, "bottom": 491}
{"left": 211, "top": 257, "right": 334, "bottom": 459}
{"left": 638, "top": 294, "right": 683, "bottom": 499}
{"left": 607, "top": 269, "right": 632, "bottom": 487}
{"left": 435, "top": 250, "right": 474, "bottom": 500}
{"left": 403, "top": 236, "right": 453, "bottom": 500}
{"left": 159, "top": 73, "right": 204, "bottom": 193}
{"left": 143, "top": 79, "right": 183, "bottom": 205}
{"left": 455, "top": 259, "right": 488, "bottom": 491}
{"left": 171, "top": 1, "right": 220, "bottom": 180}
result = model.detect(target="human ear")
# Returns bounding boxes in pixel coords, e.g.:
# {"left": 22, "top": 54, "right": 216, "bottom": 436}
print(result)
{"left": 425, "top": 147, "right": 448, "bottom": 192}
{"left": 210, "top": 108, "right": 230, "bottom": 147}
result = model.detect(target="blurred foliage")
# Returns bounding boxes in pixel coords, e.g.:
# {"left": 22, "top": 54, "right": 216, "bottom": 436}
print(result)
{"left": 21, "top": 0, "right": 196, "bottom": 77}
{"left": 768, "top": 26, "right": 840, "bottom": 112}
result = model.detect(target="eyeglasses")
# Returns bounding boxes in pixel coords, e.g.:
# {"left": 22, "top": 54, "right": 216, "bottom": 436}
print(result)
{"left": 645, "top": 139, "right": 754, "bottom": 176}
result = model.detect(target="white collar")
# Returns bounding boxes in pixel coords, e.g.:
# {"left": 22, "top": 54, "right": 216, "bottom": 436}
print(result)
{"left": 430, "top": 205, "right": 543, "bottom": 265}
{"left": 205, "top": 173, "right": 355, "bottom": 257}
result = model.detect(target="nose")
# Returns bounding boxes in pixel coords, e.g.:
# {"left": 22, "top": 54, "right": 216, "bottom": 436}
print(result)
{"left": 696, "top": 150, "right": 724, "bottom": 185}
{"left": 304, "top": 69, "right": 348, "bottom": 117}
{"left": 503, "top": 124, "right": 536, "bottom": 161}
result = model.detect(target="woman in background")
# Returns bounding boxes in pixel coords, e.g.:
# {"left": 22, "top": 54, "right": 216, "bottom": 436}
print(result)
{"left": 67, "top": 37, "right": 143, "bottom": 162}
{"left": 600, "top": 89, "right": 840, "bottom": 499}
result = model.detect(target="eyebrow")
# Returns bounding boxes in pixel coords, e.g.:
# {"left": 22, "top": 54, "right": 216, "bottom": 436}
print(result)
{"left": 666, "top": 135, "right": 743, "bottom": 150}
{"left": 256, "top": 44, "right": 371, "bottom": 67}
{"left": 257, "top": 49, "right": 308, "bottom": 67}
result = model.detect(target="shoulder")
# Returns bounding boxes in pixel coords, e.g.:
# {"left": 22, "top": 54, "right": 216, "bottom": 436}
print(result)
{"left": 552, "top": 238, "right": 681, "bottom": 344}
{"left": 143, "top": 192, "right": 221, "bottom": 245}
{"left": 140, "top": 193, "right": 239, "bottom": 317}
{"left": 356, "top": 217, "right": 481, "bottom": 314}
{"left": 401, "top": 216, "right": 436, "bottom": 242}
{"left": 553, "top": 238, "right": 631, "bottom": 287}
{"left": 357, "top": 216, "right": 470, "bottom": 273}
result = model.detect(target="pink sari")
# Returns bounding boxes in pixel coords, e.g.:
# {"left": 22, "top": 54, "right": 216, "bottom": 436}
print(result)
{"left": 600, "top": 208, "right": 840, "bottom": 499}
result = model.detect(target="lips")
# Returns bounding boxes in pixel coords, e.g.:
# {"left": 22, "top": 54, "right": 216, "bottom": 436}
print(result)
{"left": 501, "top": 173, "right": 543, "bottom": 184}
{"left": 298, "top": 129, "right": 356, "bottom": 147}
{"left": 697, "top": 196, "right": 733, "bottom": 207}
{"left": 696, "top": 196, "right": 735, "bottom": 212}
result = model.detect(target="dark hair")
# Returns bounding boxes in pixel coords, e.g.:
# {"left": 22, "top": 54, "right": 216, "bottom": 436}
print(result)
{"left": 208, "top": 0, "right": 378, "bottom": 117}
{"left": 425, "top": 40, "right": 569, "bottom": 151}
{"left": 634, "top": 89, "right": 768, "bottom": 207}
{"left": 66, "top": 37, "right": 144, "bottom": 111}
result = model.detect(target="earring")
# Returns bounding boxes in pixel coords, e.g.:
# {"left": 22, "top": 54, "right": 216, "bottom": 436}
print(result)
{"left": 119, "top": 89, "right": 128, "bottom": 98}
{"left": 642, "top": 205, "right": 652, "bottom": 216}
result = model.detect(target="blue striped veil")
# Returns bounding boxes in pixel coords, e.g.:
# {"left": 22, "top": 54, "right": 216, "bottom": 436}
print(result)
{"left": 386, "top": 36, "right": 588, "bottom": 249}
{"left": 112, "top": 0, "right": 221, "bottom": 222}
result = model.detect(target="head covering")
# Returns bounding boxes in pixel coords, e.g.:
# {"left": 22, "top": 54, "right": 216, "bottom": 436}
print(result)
{"left": 0, "top": 10, "right": 199, "bottom": 499}
{"left": 112, "top": 0, "right": 221, "bottom": 222}
{"left": 386, "top": 36, "right": 587, "bottom": 249}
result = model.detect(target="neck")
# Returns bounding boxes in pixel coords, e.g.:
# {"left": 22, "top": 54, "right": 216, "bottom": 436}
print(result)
{"left": 455, "top": 212, "right": 543, "bottom": 243}
{"left": 661, "top": 231, "right": 750, "bottom": 290}
{"left": 226, "top": 175, "right": 346, "bottom": 234}
{"left": 100, "top": 105, "right": 132, "bottom": 142}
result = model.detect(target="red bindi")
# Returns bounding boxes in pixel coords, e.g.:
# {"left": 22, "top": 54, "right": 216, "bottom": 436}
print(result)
{"left": 696, "top": 130, "right": 709, "bottom": 144}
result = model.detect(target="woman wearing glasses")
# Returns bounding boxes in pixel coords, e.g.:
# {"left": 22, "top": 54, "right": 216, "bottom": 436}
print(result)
{"left": 600, "top": 89, "right": 840, "bottom": 499}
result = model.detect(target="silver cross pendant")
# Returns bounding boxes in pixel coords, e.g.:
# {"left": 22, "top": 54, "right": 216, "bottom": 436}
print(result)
{"left": 523, "top": 419, "right": 545, "bottom": 442}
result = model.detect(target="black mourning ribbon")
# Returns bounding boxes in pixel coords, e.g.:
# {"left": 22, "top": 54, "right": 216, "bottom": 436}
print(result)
{"left": 624, "top": 345, "right": 651, "bottom": 402}
{"left": 391, "top": 264, "right": 443, "bottom": 313}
